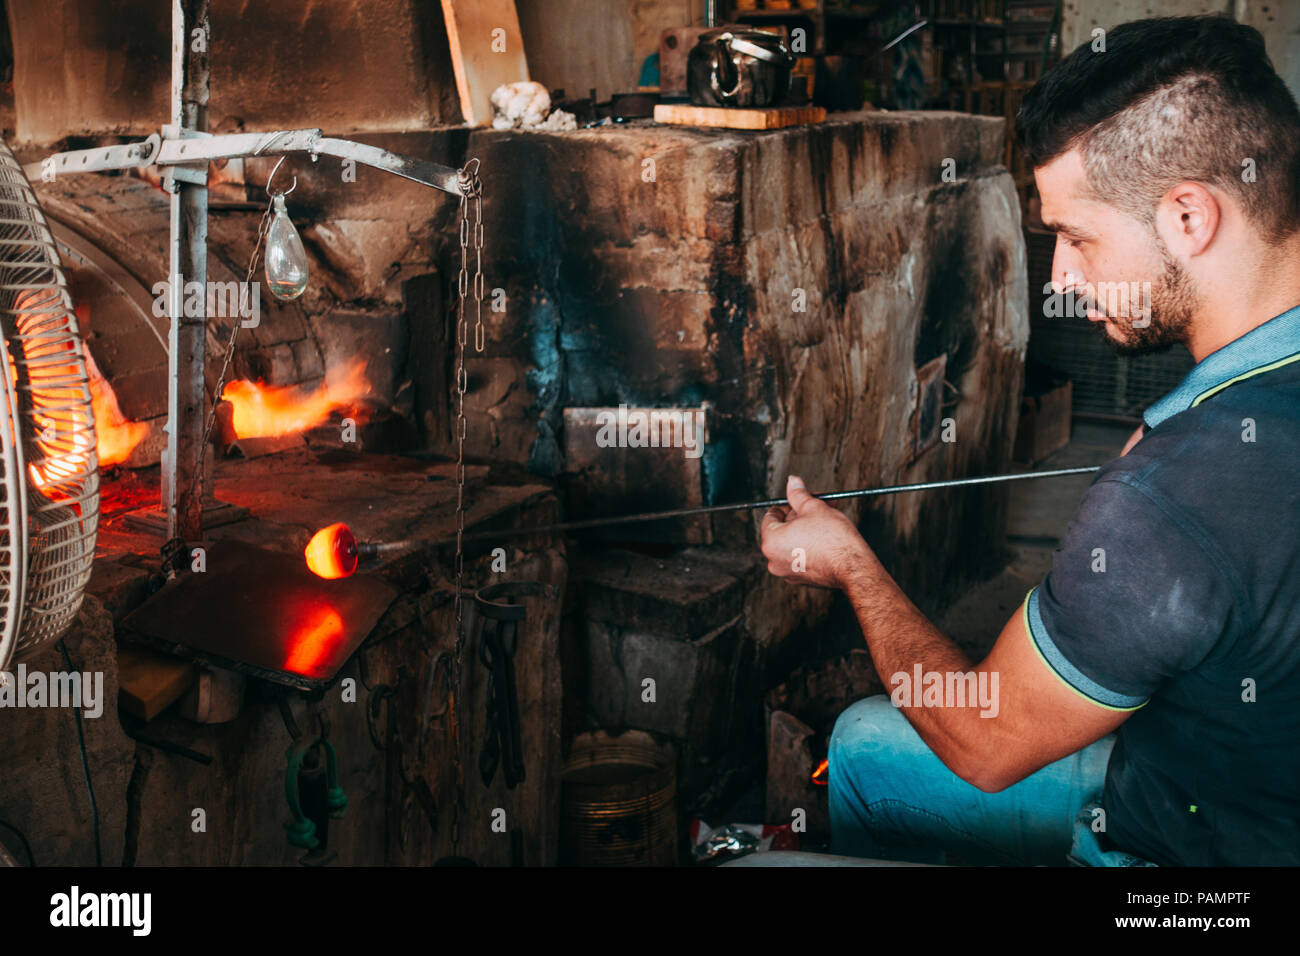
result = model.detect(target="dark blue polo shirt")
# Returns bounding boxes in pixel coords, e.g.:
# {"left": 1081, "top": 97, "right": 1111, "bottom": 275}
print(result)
{"left": 1024, "top": 302, "right": 1300, "bottom": 866}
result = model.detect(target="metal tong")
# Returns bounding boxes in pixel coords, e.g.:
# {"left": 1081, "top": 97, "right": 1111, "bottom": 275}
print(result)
{"left": 473, "top": 581, "right": 555, "bottom": 790}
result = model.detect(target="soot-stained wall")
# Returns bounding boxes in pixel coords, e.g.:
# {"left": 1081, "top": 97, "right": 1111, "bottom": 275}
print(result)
{"left": 7, "top": 0, "right": 462, "bottom": 144}
{"left": 461, "top": 111, "right": 1029, "bottom": 626}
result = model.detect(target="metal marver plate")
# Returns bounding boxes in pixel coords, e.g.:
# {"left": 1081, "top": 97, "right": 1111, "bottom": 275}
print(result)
{"left": 121, "top": 539, "right": 398, "bottom": 692}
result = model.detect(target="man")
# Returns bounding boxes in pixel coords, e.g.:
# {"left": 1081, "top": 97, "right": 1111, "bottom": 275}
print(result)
{"left": 759, "top": 15, "right": 1300, "bottom": 866}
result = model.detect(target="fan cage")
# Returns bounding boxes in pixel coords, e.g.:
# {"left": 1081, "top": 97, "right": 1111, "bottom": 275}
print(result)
{"left": 0, "top": 137, "right": 99, "bottom": 667}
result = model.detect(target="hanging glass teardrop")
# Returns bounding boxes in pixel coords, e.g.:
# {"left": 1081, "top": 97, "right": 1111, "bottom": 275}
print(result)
{"left": 264, "top": 194, "right": 309, "bottom": 301}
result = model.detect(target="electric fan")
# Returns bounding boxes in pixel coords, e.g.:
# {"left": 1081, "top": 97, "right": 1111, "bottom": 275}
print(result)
{"left": 0, "top": 136, "right": 99, "bottom": 672}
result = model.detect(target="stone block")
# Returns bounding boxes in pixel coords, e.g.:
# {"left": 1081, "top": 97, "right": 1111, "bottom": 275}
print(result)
{"left": 583, "top": 614, "right": 743, "bottom": 755}
{"left": 313, "top": 307, "right": 408, "bottom": 408}
{"left": 766, "top": 709, "right": 828, "bottom": 837}
{"left": 563, "top": 406, "right": 711, "bottom": 544}
{"left": 289, "top": 336, "right": 325, "bottom": 383}
{"left": 576, "top": 546, "right": 761, "bottom": 639}
{"left": 576, "top": 546, "right": 762, "bottom": 757}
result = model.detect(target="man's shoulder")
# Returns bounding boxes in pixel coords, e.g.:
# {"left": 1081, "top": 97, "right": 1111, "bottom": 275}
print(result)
{"left": 1069, "top": 366, "right": 1300, "bottom": 589}
{"left": 1147, "top": 354, "right": 1300, "bottom": 442}
{"left": 1120, "top": 364, "right": 1300, "bottom": 502}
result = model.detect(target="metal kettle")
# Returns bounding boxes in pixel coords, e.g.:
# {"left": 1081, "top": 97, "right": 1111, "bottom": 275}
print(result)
{"left": 687, "top": 28, "right": 794, "bottom": 108}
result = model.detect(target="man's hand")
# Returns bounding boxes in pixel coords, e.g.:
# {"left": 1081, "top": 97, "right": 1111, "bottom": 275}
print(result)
{"left": 759, "top": 475, "right": 877, "bottom": 589}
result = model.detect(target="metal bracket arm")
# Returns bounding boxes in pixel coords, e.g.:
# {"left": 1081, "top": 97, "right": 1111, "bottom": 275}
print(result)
{"left": 25, "top": 128, "right": 466, "bottom": 196}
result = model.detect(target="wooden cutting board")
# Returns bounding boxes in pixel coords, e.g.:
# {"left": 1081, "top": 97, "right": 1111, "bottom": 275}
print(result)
{"left": 653, "top": 103, "right": 826, "bottom": 130}
{"left": 118, "top": 646, "right": 195, "bottom": 722}
{"left": 441, "top": 0, "right": 530, "bottom": 126}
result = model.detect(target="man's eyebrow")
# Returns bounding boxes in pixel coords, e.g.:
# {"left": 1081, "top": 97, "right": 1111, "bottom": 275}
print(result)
{"left": 1041, "top": 218, "right": 1093, "bottom": 238}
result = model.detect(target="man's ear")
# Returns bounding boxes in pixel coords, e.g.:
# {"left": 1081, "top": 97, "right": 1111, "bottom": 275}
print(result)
{"left": 1156, "top": 181, "right": 1220, "bottom": 257}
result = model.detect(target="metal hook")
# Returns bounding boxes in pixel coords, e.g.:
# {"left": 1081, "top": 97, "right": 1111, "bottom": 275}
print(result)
{"left": 457, "top": 157, "right": 481, "bottom": 198}
{"left": 265, "top": 155, "right": 298, "bottom": 198}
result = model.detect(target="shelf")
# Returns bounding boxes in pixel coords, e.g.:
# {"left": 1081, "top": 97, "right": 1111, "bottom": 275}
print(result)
{"left": 732, "top": 9, "right": 818, "bottom": 18}
{"left": 732, "top": 8, "right": 876, "bottom": 20}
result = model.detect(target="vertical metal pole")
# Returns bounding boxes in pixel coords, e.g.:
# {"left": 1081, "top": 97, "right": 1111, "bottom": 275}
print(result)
{"left": 165, "top": 0, "right": 209, "bottom": 540}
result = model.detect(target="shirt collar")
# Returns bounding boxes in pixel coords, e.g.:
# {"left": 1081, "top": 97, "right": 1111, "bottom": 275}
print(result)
{"left": 1144, "top": 302, "right": 1300, "bottom": 429}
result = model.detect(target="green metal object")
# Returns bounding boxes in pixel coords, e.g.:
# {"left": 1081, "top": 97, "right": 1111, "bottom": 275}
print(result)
{"left": 324, "top": 739, "right": 348, "bottom": 818}
{"left": 284, "top": 737, "right": 347, "bottom": 850}
{"left": 284, "top": 742, "right": 318, "bottom": 849}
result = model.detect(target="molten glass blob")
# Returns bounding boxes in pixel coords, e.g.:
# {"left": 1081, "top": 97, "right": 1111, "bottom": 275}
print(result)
{"left": 304, "top": 522, "right": 358, "bottom": 579}
{"left": 264, "top": 193, "right": 309, "bottom": 301}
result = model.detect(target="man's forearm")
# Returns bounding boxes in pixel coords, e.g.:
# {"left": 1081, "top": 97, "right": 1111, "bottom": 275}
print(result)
{"left": 839, "top": 559, "right": 992, "bottom": 783}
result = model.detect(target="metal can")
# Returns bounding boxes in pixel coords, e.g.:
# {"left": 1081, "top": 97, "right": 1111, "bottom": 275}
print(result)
{"left": 687, "top": 29, "right": 794, "bottom": 108}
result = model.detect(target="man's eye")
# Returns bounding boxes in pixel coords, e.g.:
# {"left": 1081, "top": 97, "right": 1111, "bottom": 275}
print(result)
{"left": 1061, "top": 236, "right": 1083, "bottom": 249}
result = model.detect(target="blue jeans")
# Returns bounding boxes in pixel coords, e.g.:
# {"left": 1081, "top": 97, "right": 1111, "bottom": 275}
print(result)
{"left": 828, "top": 695, "right": 1153, "bottom": 866}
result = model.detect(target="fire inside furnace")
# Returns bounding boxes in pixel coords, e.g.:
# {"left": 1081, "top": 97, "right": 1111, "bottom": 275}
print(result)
{"left": 221, "top": 359, "right": 371, "bottom": 439}
{"left": 85, "top": 348, "right": 148, "bottom": 467}
{"left": 9, "top": 292, "right": 374, "bottom": 503}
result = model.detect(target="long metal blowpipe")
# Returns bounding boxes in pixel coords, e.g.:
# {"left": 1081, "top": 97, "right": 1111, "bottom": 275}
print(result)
{"left": 452, "top": 465, "right": 1101, "bottom": 544}
{"left": 305, "top": 466, "right": 1100, "bottom": 578}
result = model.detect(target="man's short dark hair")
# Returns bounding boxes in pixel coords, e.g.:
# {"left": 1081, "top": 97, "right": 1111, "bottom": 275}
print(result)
{"left": 1017, "top": 15, "right": 1300, "bottom": 244}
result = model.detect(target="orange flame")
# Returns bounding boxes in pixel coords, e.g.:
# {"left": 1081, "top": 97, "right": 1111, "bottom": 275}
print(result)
{"left": 304, "top": 522, "right": 358, "bottom": 580}
{"left": 811, "top": 758, "right": 829, "bottom": 787}
{"left": 86, "top": 355, "right": 148, "bottom": 468}
{"left": 222, "top": 360, "right": 370, "bottom": 439}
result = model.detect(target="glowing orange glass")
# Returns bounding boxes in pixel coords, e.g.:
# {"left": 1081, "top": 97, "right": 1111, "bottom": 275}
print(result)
{"left": 304, "top": 522, "right": 358, "bottom": 579}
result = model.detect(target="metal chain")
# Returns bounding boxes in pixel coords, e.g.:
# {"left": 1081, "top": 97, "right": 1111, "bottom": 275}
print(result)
{"left": 473, "top": 187, "right": 484, "bottom": 352}
{"left": 450, "top": 157, "right": 482, "bottom": 853}
{"left": 181, "top": 197, "right": 275, "bottom": 521}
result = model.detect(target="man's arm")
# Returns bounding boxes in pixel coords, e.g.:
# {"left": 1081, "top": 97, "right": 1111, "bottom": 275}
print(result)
{"left": 1120, "top": 423, "right": 1146, "bottom": 455}
{"left": 840, "top": 564, "right": 1129, "bottom": 790}
{"left": 760, "top": 476, "right": 1130, "bottom": 792}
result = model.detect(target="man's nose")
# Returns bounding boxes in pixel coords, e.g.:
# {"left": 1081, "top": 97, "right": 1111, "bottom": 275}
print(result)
{"left": 1050, "top": 253, "right": 1085, "bottom": 295}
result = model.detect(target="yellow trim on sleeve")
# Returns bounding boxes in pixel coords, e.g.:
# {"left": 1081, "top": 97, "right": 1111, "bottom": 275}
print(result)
{"left": 1020, "top": 592, "right": 1148, "bottom": 714}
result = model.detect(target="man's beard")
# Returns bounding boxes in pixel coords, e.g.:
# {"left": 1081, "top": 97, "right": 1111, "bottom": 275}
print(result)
{"left": 1095, "top": 244, "right": 1197, "bottom": 356}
